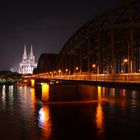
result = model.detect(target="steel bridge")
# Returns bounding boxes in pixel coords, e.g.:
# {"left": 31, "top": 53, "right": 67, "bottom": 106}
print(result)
{"left": 33, "top": 0, "right": 140, "bottom": 84}
{"left": 56, "top": 0, "right": 140, "bottom": 75}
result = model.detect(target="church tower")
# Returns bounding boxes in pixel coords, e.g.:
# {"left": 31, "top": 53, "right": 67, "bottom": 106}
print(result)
{"left": 22, "top": 45, "right": 27, "bottom": 63}
{"left": 28, "top": 45, "right": 35, "bottom": 63}
{"left": 18, "top": 45, "right": 37, "bottom": 74}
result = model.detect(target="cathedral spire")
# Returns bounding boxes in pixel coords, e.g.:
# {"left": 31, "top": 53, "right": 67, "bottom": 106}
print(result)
{"left": 29, "top": 45, "right": 35, "bottom": 63}
{"left": 22, "top": 45, "right": 27, "bottom": 63}
{"left": 30, "top": 44, "right": 34, "bottom": 57}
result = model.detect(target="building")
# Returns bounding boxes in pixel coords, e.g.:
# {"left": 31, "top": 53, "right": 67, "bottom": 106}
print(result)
{"left": 18, "top": 45, "right": 37, "bottom": 74}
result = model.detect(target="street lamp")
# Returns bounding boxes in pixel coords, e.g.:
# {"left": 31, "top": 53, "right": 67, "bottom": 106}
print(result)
{"left": 92, "top": 64, "right": 96, "bottom": 74}
{"left": 123, "top": 59, "right": 128, "bottom": 73}
{"left": 75, "top": 67, "right": 79, "bottom": 71}
{"left": 58, "top": 69, "right": 61, "bottom": 76}
{"left": 92, "top": 64, "right": 96, "bottom": 68}
{"left": 123, "top": 59, "right": 128, "bottom": 63}
{"left": 65, "top": 68, "right": 68, "bottom": 72}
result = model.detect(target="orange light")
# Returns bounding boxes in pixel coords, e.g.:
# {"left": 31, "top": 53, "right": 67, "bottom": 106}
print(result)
{"left": 23, "top": 79, "right": 28, "bottom": 83}
{"left": 30, "top": 88, "right": 36, "bottom": 105}
{"left": 96, "top": 86, "right": 104, "bottom": 132}
{"left": 92, "top": 64, "right": 96, "bottom": 68}
{"left": 124, "top": 59, "right": 128, "bottom": 63}
{"left": 31, "top": 79, "right": 35, "bottom": 88}
{"left": 98, "top": 86, "right": 101, "bottom": 100}
{"left": 65, "top": 68, "right": 68, "bottom": 72}
{"left": 42, "top": 83, "right": 49, "bottom": 101}
{"left": 96, "top": 102, "right": 104, "bottom": 129}
{"left": 75, "top": 67, "right": 79, "bottom": 71}
{"left": 38, "top": 106, "right": 51, "bottom": 138}
{"left": 58, "top": 69, "right": 61, "bottom": 73}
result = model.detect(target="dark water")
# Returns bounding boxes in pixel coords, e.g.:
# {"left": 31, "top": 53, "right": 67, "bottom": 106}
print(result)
{"left": 0, "top": 84, "right": 140, "bottom": 140}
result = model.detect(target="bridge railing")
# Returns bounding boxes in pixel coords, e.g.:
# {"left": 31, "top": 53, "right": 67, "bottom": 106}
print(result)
{"left": 26, "top": 73, "right": 140, "bottom": 83}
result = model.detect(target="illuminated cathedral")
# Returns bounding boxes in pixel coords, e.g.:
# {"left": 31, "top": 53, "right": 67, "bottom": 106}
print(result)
{"left": 18, "top": 45, "right": 37, "bottom": 74}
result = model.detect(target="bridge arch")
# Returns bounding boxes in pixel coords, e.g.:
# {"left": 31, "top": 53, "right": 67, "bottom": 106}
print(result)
{"left": 57, "top": 0, "right": 140, "bottom": 75}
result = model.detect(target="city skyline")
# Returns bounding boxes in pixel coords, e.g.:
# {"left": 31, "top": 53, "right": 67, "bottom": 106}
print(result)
{"left": 0, "top": 0, "right": 121, "bottom": 70}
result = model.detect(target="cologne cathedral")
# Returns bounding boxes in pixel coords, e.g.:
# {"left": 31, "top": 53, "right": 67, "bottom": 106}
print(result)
{"left": 18, "top": 45, "right": 37, "bottom": 74}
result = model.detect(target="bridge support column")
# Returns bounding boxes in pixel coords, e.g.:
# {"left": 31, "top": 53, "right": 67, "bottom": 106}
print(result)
{"left": 97, "top": 32, "right": 101, "bottom": 74}
{"left": 80, "top": 47, "right": 83, "bottom": 74}
{"left": 87, "top": 38, "right": 91, "bottom": 74}
{"left": 31, "top": 79, "right": 35, "bottom": 88}
{"left": 111, "top": 31, "right": 116, "bottom": 75}
{"left": 128, "top": 29, "right": 134, "bottom": 73}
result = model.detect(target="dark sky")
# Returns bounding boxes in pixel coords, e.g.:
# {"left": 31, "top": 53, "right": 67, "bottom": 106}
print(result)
{"left": 0, "top": 0, "right": 121, "bottom": 71}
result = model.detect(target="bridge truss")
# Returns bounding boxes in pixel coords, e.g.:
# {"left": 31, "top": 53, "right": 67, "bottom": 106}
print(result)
{"left": 57, "top": 0, "right": 140, "bottom": 75}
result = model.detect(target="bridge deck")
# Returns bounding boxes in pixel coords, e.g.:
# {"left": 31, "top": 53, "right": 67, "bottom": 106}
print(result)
{"left": 27, "top": 73, "right": 140, "bottom": 84}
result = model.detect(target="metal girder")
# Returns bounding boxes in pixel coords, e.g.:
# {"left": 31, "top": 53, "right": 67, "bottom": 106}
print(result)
{"left": 57, "top": 0, "right": 140, "bottom": 74}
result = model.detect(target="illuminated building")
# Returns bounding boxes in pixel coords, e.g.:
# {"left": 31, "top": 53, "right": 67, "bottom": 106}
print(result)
{"left": 18, "top": 45, "right": 37, "bottom": 74}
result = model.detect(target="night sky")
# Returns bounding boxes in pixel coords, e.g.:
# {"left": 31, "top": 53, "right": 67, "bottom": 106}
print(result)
{"left": 0, "top": 0, "right": 121, "bottom": 71}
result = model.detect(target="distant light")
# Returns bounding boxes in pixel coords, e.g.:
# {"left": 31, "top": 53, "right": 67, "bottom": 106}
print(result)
{"left": 123, "top": 59, "right": 128, "bottom": 63}
{"left": 92, "top": 64, "right": 96, "bottom": 68}
{"left": 75, "top": 67, "right": 79, "bottom": 71}
{"left": 65, "top": 68, "right": 68, "bottom": 72}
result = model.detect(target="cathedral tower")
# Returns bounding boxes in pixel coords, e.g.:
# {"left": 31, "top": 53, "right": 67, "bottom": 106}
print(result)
{"left": 18, "top": 45, "right": 37, "bottom": 74}
{"left": 22, "top": 45, "right": 27, "bottom": 63}
{"left": 28, "top": 45, "right": 35, "bottom": 63}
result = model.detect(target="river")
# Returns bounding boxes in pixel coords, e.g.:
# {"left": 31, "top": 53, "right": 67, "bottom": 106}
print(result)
{"left": 0, "top": 84, "right": 140, "bottom": 140}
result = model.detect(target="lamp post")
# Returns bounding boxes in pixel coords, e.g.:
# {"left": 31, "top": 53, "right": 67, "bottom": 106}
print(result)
{"left": 92, "top": 64, "right": 96, "bottom": 74}
{"left": 58, "top": 69, "right": 61, "bottom": 76}
{"left": 123, "top": 59, "right": 128, "bottom": 73}
{"left": 65, "top": 68, "right": 69, "bottom": 75}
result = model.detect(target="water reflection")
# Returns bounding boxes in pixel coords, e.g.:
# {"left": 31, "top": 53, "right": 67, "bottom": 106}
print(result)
{"left": 131, "top": 90, "right": 137, "bottom": 113}
{"left": 0, "top": 84, "right": 140, "bottom": 140}
{"left": 8, "top": 85, "right": 14, "bottom": 106}
{"left": 38, "top": 106, "right": 52, "bottom": 138}
{"left": 121, "top": 89, "right": 126, "bottom": 113}
{"left": 30, "top": 86, "right": 52, "bottom": 139}
{"left": 110, "top": 88, "right": 115, "bottom": 97}
{"left": 2, "top": 85, "right": 6, "bottom": 109}
{"left": 96, "top": 86, "right": 104, "bottom": 138}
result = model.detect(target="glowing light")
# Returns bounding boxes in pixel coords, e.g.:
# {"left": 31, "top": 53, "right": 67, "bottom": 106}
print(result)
{"left": 122, "top": 89, "right": 126, "bottom": 97}
{"left": 75, "top": 67, "right": 79, "bottom": 71}
{"left": 97, "top": 86, "right": 101, "bottom": 100}
{"left": 58, "top": 70, "right": 61, "bottom": 73}
{"left": 30, "top": 88, "right": 36, "bottom": 104}
{"left": 2, "top": 85, "right": 6, "bottom": 108}
{"left": 123, "top": 59, "right": 128, "bottom": 63}
{"left": 23, "top": 79, "right": 28, "bottom": 83}
{"left": 31, "top": 79, "right": 35, "bottom": 88}
{"left": 65, "top": 68, "right": 68, "bottom": 72}
{"left": 38, "top": 106, "right": 52, "bottom": 138}
{"left": 92, "top": 64, "right": 96, "bottom": 68}
{"left": 42, "top": 83, "right": 49, "bottom": 101}
{"left": 112, "top": 88, "right": 115, "bottom": 97}
{"left": 96, "top": 102, "right": 104, "bottom": 129}
{"left": 96, "top": 86, "right": 104, "bottom": 138}
{"left": 56, "top": 81, "right": 59, "bottom": 84}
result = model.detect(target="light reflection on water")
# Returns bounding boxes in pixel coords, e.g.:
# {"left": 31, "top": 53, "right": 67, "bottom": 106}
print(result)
{"left": 96, "top": 86, "right": 104, "bottom": 139}
{"left": 0, "top": 84, "right": 140, "bottom": 140}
